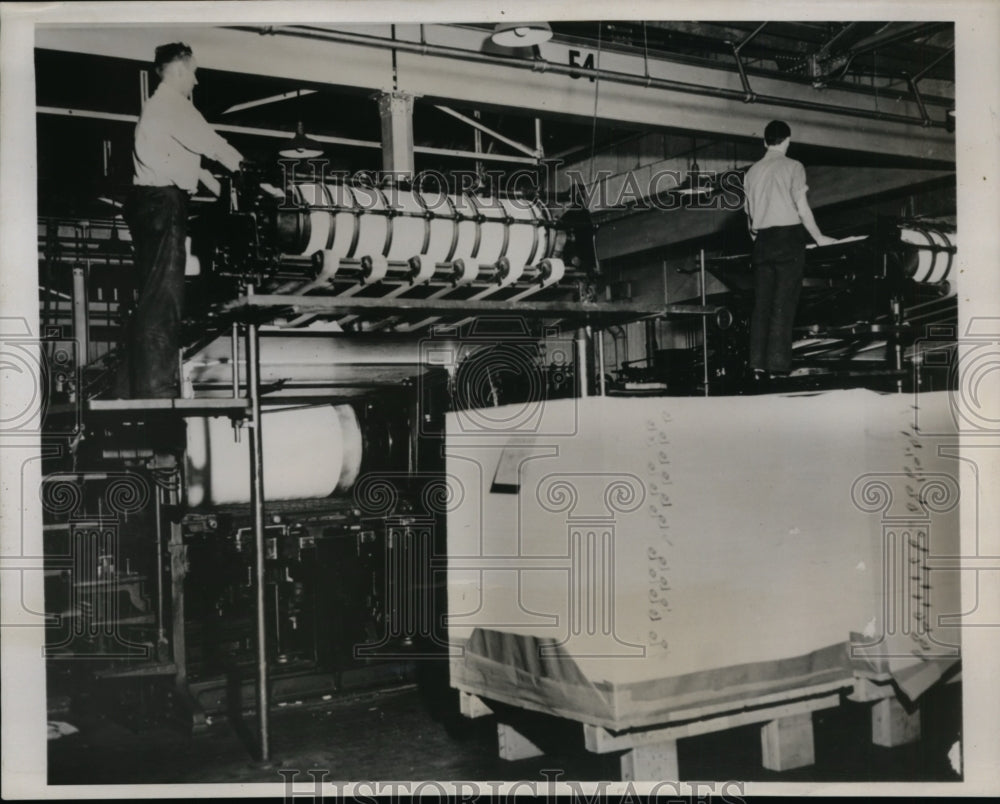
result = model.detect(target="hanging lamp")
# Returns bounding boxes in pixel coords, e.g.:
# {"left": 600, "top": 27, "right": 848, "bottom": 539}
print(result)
{"left": 279, "top": 90, "right": 324, "bottom": 159}
{"left": 490, "top": 22, "right": 553, "bottom": 48}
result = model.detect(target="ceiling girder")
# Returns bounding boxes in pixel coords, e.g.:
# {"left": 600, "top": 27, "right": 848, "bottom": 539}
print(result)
{"left": 34, "top": 24, "right": 954, "bottom": 165}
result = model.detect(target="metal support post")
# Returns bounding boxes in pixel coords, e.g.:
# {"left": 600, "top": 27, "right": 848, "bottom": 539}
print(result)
{"left": 168, "top": 493, "right": 187, "bottom": 681}
{"left": 231, "top": 322, "right": 240, "bottom": 398}
{"left": 166, "top": 475, "right": 206, "bottom": 732}
{"left": 377, "top": 91, "right": 416, "bottom": 180}
{"left": 72, "top": 263, "right": 89, "bottom": 368}
{"left": 596, "top": 329, "right": 607, "bottom": 396}
{"left": 575, "top": 326, "right": 590, "bottom": 398}
{"left": 154, "top": 487, "right": 168, "bottom": 661}
{"left": 473, "top": 111, "right": 483, "bottom": 179}
{"left": 245, "top": 287, "right": 270, "bottom": 761}
{"left": 892, "top": 295, "right": 904, "bottom": 393}
{"left": 700, "top": 248, "right": 709, "bottom": 396}
{"left": 645, "top": 319, "right": 658, "bottom": 366}
{"left": 231, "top": 321, "right": 242, "bottom": 442}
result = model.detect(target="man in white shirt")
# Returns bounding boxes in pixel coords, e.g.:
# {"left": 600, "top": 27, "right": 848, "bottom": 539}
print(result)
{"left": 121, "top": 42, "right": 243, "bottom": 399}
{"left": 743, "top": 120, "right": 835, "bottom": 379}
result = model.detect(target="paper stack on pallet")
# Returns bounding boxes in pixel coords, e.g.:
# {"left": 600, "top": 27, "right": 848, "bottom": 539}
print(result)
{"left": 446, "top": 389, "right": 960, "bottom": 729}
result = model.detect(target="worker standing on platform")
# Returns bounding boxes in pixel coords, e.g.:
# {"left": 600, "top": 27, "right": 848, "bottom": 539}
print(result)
{"left": 119, "top": 42, "right": 243, "bottom": 399}
{"left": 743, "top": 120, "right": 836, "bottom": 380}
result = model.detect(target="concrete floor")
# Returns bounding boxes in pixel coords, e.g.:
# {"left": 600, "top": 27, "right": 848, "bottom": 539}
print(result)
{"left": 47, "top": 664, "right": 962, "bottom": 786}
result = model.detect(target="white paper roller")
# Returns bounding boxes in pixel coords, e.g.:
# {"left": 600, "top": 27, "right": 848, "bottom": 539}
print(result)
{"left": 900, "top": 225, "right": 957, "bottom": 287}
{"left": 185, "top": 404, "right": 363, "bottom": 507}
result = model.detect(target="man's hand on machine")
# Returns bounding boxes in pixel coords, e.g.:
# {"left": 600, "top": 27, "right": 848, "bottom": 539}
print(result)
{"left": 806, "top": 234, "right": 869, "bottom": 249}
{"left": 198, "top": 168, "right": 222, "bottom": 196}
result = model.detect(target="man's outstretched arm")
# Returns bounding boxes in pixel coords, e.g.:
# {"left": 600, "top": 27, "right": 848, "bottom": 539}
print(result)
{"left": 794, "top": 188, "right": 836, "bottom": 246}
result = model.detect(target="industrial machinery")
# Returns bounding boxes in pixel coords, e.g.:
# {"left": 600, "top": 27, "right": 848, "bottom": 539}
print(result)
{"left": 614, "top": 218, "right": 958, "bottom": 395}
{"left": 24, "top": 17, "right": 962, "bottom": 782}
{"left": 37, "top": 166, "right": 651, "bottom": 735}
{"left": 37, "top": 161, "right": 960, "bottom": 760}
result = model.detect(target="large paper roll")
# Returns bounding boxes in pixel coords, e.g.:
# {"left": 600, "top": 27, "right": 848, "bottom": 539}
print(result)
{"left": 185, "top": 404, "right": 362, "bottom": 507}
{"left": 277, "top": 183, "right": 554, "bottom": 270}
{"left": 900, "top": 224, "right": 957, "bottom": 288}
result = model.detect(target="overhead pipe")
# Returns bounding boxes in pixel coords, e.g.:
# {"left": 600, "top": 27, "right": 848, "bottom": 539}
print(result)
{"left": 728, "top": 22, "right": 768, "bottom": 102}
{"left": 906, "top": 46, "right": 956, "bottom": 127}
{"left": 240, "top": 25, "right": 951, "bottom": 130}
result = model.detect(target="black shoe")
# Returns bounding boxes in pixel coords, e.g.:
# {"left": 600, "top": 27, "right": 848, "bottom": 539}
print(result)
{"left": 742, "top": 368, "right": 770, "bottom": 394}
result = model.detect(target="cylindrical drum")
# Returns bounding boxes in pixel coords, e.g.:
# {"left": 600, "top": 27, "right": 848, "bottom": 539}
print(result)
{"left": 272, "top": 183, "right": 555, "bottom": 269}
{"left": 899, "top": 223, "right": 957, "bottom": 287}
{"left": 185, "top": 404, "right": 363, "bottom": 507}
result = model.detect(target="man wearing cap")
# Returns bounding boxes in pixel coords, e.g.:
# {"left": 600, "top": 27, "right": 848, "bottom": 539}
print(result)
{"left": 743, "top": 120, "right": 835, "bottom": 380}
{"left": 121, "top": 42, "right": 243, "bottom": 399}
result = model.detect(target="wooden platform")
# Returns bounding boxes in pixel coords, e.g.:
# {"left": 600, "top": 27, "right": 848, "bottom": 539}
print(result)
{"left": 460, "top": 671, "right": 935, "bottom": 780}
{"left": 850, "top": 671, "right": 925, "bottom": 749}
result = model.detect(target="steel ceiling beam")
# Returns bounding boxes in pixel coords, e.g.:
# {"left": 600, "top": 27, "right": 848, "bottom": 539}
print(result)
{"left": 433, "top": 105, "right": 539, "bottom": 158}
{"left": 35, "top": 24, "right": 954, "bottom": 163}
{"left": 223, "top": 89, "right": 316, "bottom": 115}
{"left": 36, "top": 105, "right": 538, "bottom": 165}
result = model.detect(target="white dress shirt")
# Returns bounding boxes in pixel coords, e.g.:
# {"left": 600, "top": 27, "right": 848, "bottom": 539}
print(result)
{"left": 743, "top": 149, "right": 808, "bottom": 233}
{"left": 133, "top": 82, "right": 242, "bottom": 192}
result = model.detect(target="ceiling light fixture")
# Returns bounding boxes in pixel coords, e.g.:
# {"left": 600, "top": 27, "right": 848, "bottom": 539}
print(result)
{"left": 279, "top": 120, "right": 324, "bottom": 159}
{"left": 279, "top": 89, "right": 324, "bottom": 159}
{"left": 490, "top": 21, "right": 553, "bottom": 48}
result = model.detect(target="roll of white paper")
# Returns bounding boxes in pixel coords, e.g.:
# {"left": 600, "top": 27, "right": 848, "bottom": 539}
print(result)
{"left": 185, "top": 404, "right": 363, "bottom": 507}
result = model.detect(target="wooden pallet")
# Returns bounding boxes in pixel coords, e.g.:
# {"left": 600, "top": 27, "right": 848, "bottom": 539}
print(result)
{"left": 461, "top": 679, "right": 853, "bottom": 778}
{"left": 460, "top": 667, "right": 945, "bottom": 778}
{"left": 848, "top": 672, "right": 923, "bottom": 748}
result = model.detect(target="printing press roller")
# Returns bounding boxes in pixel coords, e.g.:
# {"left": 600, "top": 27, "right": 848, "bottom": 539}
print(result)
{"left": 272, "top": 182, "right": 560, "bottom": 281}
{"left": 898, "top": 222, "right": 956, "bottom": 288}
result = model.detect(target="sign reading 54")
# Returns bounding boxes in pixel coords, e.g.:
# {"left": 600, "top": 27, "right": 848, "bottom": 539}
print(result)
{"left": 568, "top": 50, "right": 596, "bottom": 82}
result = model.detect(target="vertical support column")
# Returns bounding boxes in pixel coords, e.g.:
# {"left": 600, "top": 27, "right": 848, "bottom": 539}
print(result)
{"left": 168, "top": 492, "right": 187, "bottom": 681}
{"left": 645, "top": 319, "right": 658, "bottom": 367}
{"left": 245, "top": 293, "right": 270, "bottom": 761}
{"left": 891, "top": 291, "right": 904, "bottom": 393}
{"left": 167, "top": 477, "right": 206, "bottom": 732}
{"left": 760, "top": 712, "right": 816, "bottom": 771}
{"left": 575, "top": 326, "right": 590, "bottom": 398}
{"left": 72, "top": 263, "right": 89, "bottom": 369}
{"left": 596, "top": 329, "right": 606, "bottom": 396}
{"left": 699, "top": 248, "right": 709, "bottom": 397}
{"left": 231, "top": 322, "right": 240, "bottom": 399}
{"left": 377, "top": 91, "right": 415, "bottom": 180}
{"left": 154, "top": 487, "right": 168, "bottom": 661}
{"left": 231, "top": 322, "right": 243, "bottom": 443}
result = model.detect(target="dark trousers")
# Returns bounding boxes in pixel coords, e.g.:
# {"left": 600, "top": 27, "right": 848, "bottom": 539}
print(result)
{"left": 119, "top": 186, "right": 188, "bottom": 399}
{"left": 749, "top": 224, "right": 806, "bottom": 373}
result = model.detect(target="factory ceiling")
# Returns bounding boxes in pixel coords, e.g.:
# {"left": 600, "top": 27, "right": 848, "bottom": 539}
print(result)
{"left": 551, "top": 21, "right": 955, "bottom": 87}
{"left": 34, "top": 20, "right": 954, "bottom": 219}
